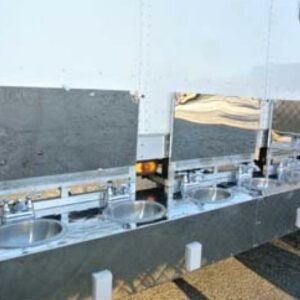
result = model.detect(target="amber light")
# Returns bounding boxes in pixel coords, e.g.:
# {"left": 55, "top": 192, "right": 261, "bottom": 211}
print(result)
{"left": 136, "top": 161, "right": 158, "bottom": 174}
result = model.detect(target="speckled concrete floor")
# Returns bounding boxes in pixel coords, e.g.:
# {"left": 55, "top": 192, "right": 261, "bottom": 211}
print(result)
{"left": 125, "top": 232, "right": 300, "bottom": 300}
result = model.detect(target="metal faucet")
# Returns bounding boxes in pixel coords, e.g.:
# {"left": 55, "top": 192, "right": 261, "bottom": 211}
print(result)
{"left": 190, "top": 170, "right": 205, "bottom": 183}
{"left": 102, "top": 179, "right": 131, "bottom": 208}
{"left": 1, "top": 196, "right": 35, "bottom": 224}
{"left": 2, "top": 200, "right": 10, "bottom": 216}
{"left": 179, "top": 170, "right": 207, "bottom": 197}
{"left": 277, "top": 160, "right": 286, "bottom": 181}
{"left": 277, "top": 158, "right": 300, "bottom": 181}
{"left": 179, "top": 172, "right": 190, "bottom": 197}
{"left": 237, "top": 163, "right": 260, "bottom": 186}
{"left": 101, "top": 181, "right": 114, "bottom": 208}
{"left": 107, "top": 180, "right": 114, "bottom": 199}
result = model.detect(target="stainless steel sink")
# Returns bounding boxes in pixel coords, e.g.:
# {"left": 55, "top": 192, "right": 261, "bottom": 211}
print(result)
{"left": 103, "top": 200, "right": 166, "bottom": 225}
{"left": 187, "top": 187, "right": 232, "bottom": 205}
{"left": 243, "top": 178, "right": 281, "bottom": 191}
{"left": 0, "top": 219, "right": 66, "bottom": 249}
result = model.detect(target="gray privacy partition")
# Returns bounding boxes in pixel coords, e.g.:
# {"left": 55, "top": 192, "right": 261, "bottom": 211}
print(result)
{"left": 271, "top": 100, "right": 300, "bottom": 146}
{"left": 0, "top": 87, "right": 138, "bottom": 181}
{"left": 272, "top": 100, "right": 300, "bottom": 134}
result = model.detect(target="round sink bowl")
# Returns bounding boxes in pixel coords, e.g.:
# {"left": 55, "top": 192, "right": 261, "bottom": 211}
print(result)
{"left": 187, "top": 187, "right": 232, "bottom": 205}
{"left": 0, "top": 219, "right": 66, "bottom": 249}
{"left": 103, "top": 200, "right": 166, "bottom": 225}
{"left": 243, "top": 178, "right": 280, "bottom": 191}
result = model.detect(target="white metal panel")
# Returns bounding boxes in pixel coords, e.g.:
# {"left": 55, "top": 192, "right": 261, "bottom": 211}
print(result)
{"left": 137, "top": 1, "right": 174, "bottom": 135}
{"left": 138, "top": 90, "right": 173, "bottom": 134}
{"left": 138, "top": 0, "right": 271, "bottom": 135}
{"left": 0, "top": 0, "right": 274, "bottom": 150}
{"left": 0, "top": 0, "right": 139, "bottom": 91}
{"left": 148, "top": 0, "right": 270, "bottom": 96}
{"left": 137, "top": 134, "right": 167, "bottom": 160}
{"left": 268, "top": 0, "right": 300, "bottom": 100}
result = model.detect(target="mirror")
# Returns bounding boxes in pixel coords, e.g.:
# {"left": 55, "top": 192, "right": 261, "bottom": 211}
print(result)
{"left": 171, "top": 93, "right": 261, "bottom": 161}
{"left": 0, "top": 87, "right": 138, "bottom": 181}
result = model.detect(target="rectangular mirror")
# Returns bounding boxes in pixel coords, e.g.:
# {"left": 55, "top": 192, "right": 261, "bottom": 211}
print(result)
{"left": 0, "top": 87, "right": 138, "bottom": 181}
{"left": 171, "top": 93, "right": 261, "bottom": 162}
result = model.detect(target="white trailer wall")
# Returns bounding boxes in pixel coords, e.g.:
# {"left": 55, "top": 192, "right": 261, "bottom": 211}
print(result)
{"left": 140, "top": 0, "right": 272, "bottom": 134}
{"left": 267, "top": 0, "right": 300, "bottom": 100}
{"left": 0, "top": 0, "right": 299, "bottom": 160}
{"left": 0, "top": 0, "right": 140, "bottom": 90}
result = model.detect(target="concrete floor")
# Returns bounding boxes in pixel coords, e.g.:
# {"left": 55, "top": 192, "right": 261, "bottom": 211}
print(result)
{"left": 125, "top": 231, "right": 300, "bottom": 300}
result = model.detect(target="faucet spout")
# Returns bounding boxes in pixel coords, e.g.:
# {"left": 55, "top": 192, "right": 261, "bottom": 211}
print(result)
{"left": 237, "top": 162, "right": 260, "bottom": 186}
{"left": 0, "top": 197, "right": 35, "bottom": 225}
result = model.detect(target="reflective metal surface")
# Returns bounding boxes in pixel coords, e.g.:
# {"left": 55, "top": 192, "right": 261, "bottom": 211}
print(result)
{"left": 103, "top": 200, "right": 166, "bottom": 224}
{"left": 171, "top": 94, "right": 261, "bottom": 161}
{"left": 0, "top": 219, "right": 66, "bottom": 249}
{"left": 242, "top": 178, "right": 281, "bottom": 191}
{"left": 0, "top": 87, "right": 138, "bottom": 181}
{"left": 186, "top": 187, "right": 232, "bottom": 205}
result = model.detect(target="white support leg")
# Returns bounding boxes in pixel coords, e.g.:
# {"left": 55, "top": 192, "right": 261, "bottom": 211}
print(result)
{"left": 185, "top": 242, "right": 202, "bottom": 272}
{"left": 92, "top": 270, "right": 113, "bottom": 300}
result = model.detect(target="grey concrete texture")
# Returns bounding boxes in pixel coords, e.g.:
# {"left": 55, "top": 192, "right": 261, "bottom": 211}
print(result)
{"left": 0, "top": 87, "right": 138, "bottom": 181}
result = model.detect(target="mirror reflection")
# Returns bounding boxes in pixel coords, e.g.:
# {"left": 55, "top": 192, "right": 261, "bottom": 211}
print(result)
{"left": 171, "top": 93, "right": 261, "bottom": 161}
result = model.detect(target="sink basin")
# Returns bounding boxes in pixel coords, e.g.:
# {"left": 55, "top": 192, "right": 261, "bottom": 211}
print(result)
{"left": 243, "top": 178, "right": 280, "bottom": 191}
{"left": 186, "top": 187, "right": 232, "bottom": 205}
{"left": 0, "top": 219, "right": 66, "bottom": 249}
{"left": 103, "top": 200, "right": 166, "bottom": 224}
